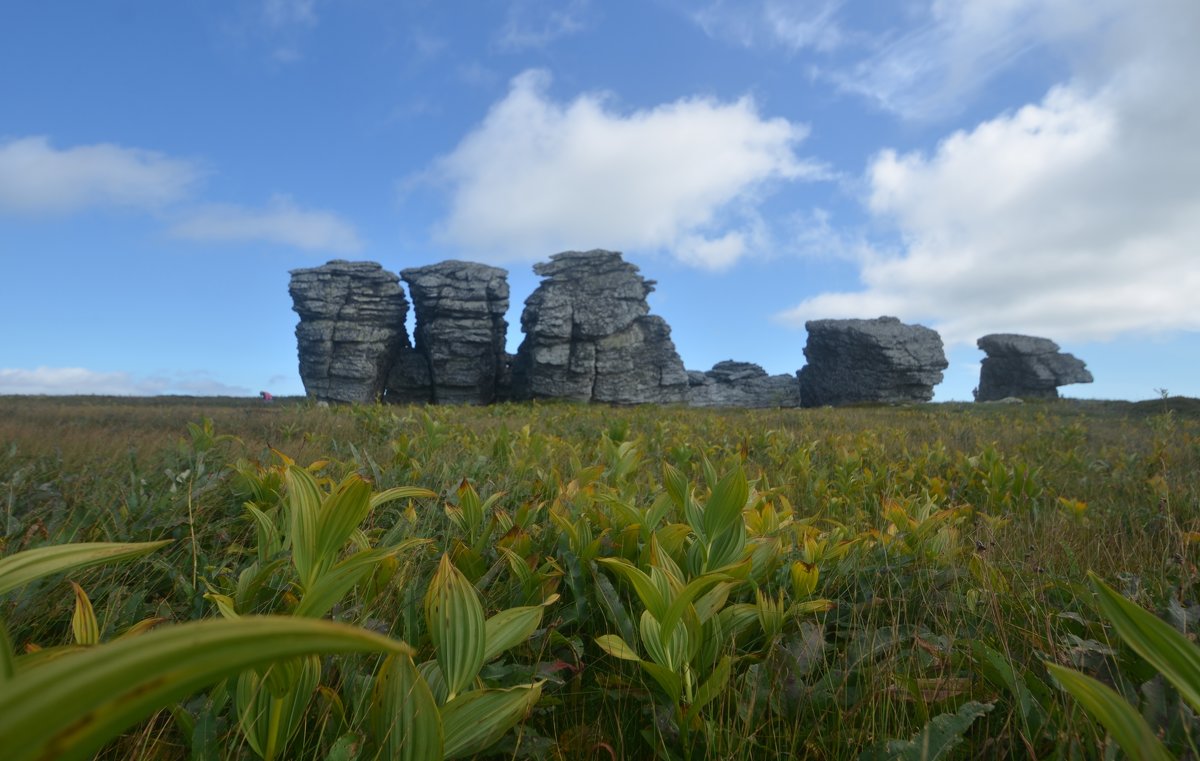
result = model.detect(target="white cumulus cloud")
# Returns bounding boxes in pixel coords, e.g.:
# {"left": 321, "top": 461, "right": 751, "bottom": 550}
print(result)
{"left": 431, "top": 70, "right": 821, "bottom": 269}
{"left": 0, "top": 367, "right": 251, "bottom": 396}
{"left": 778, "top": 0, "right": 1200, "bottom": 345}
{"left": 169, "top": 195, "right": 363, "bottom": 253}
{"left": 0, "top": 136, "right": 200, "bottom": 215}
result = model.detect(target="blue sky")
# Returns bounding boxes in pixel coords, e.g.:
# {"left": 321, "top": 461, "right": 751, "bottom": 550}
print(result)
{"left": 2, "top": 0, "right": 1197, "bottom": 401}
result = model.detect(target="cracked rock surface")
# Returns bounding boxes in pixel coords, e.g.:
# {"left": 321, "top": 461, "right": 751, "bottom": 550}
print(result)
{"left": 975, "top": 333, "right": 1092, "bottom": 401}
{"left": 797, "top": 316, "right": 947, "bottom": 407}
{"left": 289, "top": 260, "right": 409, "bottom": 404}
{"left": 686, "top": 361, "right": 801, "bottom": 408}
{"left": 511, "top": 250, "right": 688, "bottom": 404}
{"left": 393, "top": 261, "right": 510, "bottom": 404}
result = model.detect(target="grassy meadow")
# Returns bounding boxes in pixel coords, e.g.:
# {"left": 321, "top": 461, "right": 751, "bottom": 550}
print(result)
{"left": 2, "top": 394, "right": 1199, "bottom": 760}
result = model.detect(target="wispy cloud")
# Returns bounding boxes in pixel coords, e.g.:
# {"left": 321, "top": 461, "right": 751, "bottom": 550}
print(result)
{"left": 0, "top": 136, "right": 201, "bottom": 215}
{"left": 690, "top": 0, "right": 845, "bottom": 53}
{"left": 0, "top": 367, "right": 252, "bottom": 396}
{"left": 169, "top": 195, "right": 363, "bottom": 253}
{"left": 779, "top": 1, "right": 1200, "bottom": 344}
{"left": 429, "top": 70, "right": 823, "bottom": 270}
{"left": 496, "top": 0, "right": 590, "bottom": 50}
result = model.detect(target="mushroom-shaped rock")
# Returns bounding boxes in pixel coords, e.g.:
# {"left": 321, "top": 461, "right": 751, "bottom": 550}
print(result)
{"left": 797, "top": 316, "right": 947, "bottom": 407}
{"left": 975, "top": 333, "right": 1092, "bottom": 401}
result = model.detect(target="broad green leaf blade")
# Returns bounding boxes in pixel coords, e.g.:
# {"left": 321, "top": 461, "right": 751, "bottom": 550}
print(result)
{"left": 244, "top": 503, "right": 281, "bottom": 561}
{"left": 440, "top": 684, "right": 542, "bottom": 760}
{"left": 864, "top": 701, "right": 994, "bottom": 761}
{"left": 595, "top": 634, "right": 640, "bottom": 661}
{"left": 1089, "top": 572, "right": 1200, "bottom": 714}
{"left": 369, "top": 653, "right": 444, "bottom": 761}
{"left": 370, "top": 486, "right": 437, "bottom": 509}
{"left": 592, "top": 569, "right": 638, "bottom": 648}
{"left": 294, "top": 547, "right": 397, "bottom": 619}
{"left": 1047, "top": 664, "right": 1172, "bottom": 761}
{"left": 657, "top": 572, "right": 734, "bottom": 648}
{"left": 483, "top": 605, "right": 544, "bottom": 663}
{"left": 702, "top": 467, "right": 748, "bottom": 539}
{"left": 0, "top": 541, "right": 171, "bottom": 596}
{"left": 312, "top": 476, "right": 375, "bottom": 580}
{"left": 285, "top": 466, "right": 323, "bottom": 587}
{"left": 686, "top": 654, "right": 732, "bottom": 722}
{"left": 597, "top": 558, "right": 666, "bottom": 620}
{"left": 0, "top": 620, "right": 13, "bottom": 682}
{"left": 426, "top": 554, "right": 486, "bottom": 701}
{"left": 0, "top": 616, "right": 412, "bottom": 761}
{"left": 69, "top": 582, "right": 99, "bottom": 646}
{"left": 638, "top": 661, "right": 682, "bottom": 704}
{"left": 235, "top": 655, "right": 320, "bottom": 758}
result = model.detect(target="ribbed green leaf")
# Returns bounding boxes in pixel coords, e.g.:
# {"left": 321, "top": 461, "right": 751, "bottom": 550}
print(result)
{"left": 657, "top": 572, "right": 735, "bottom": 648}
{"left": 1047, "top": 663, "right": 1172, "bottom": 761}
{"left": 285, "top": 466, "right": 323, "bottom": 587}
{"left": 595, "top": 634, "right": 640, "bottom": 661}
{"left": 598, "top": 558, "right": 666, "bottom": 620}
{"left": 293, "top": 540, "right": 428, "bottom": 619}
{"left": 0, "top": 616, "right": 412, "bottom": 761}
{"left": 369, "top": 653, "right": 443, "bottom": 761}
{"left": 1089, "top": 571, "right": 1200, "bottom": 714}
{"left": 235, "top": 654, "right": 320, "bottom": 758}
{"left": 426, "top": 554, "right": 485, "bottom": 701}
{"left": 702, "top": 467, "right": 748, "bottom": 539}
{"left": 370, "top": 486, "right": 437, "bottom": 509}
{"left": 639, "top": 661, "right": 682, "bottom": 704}
{"left": 483, "top": 604, "right": 544, "bottom": 663}
{"left": 312, "top": 476, "right": 374, "bottom": 581}
{"left": 639, "top": 610, "right": 688, "bottom": 673}
{"left": 1, "top": 620, "right": 13, "bottom": 682}
{"left": 69, "top": 582, "right": 100, "bottom": 646}
{"left": 686, "top": 654, "right": 732, "bottom": 721}
{"left": 0, "top": 541, "right": 170, "bottom": 596}
{"left": 439, "top": 684, "right": 542, "bottom": 760}
{"left": 244, "top": 503, "right": 281, "bottom": 563}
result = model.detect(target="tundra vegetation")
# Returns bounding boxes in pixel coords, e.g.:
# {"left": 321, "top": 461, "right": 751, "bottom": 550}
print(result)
{"left": 0, "top": 394, "right": 1198, "bottom": 759}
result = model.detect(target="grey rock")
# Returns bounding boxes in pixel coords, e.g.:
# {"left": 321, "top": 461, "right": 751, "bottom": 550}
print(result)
{"left": 511, "top": 250, "right": 688, "bottom": 404}
{"left": 975, "top": 333, "right": 1093, "bottom": 401}
{"left": 395, "top": 261, "right": 510, "bottom": 404}
{"left": 686, "top": 360, "right": 801, "bottom": 408}
{"left": 797, "top": 316, "right": 947, "bottom": 407}
{"left": 289, "top": 260, "right": 409, "bottom": 404}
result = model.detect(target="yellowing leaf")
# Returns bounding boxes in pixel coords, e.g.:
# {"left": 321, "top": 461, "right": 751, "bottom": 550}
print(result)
{"left": 69, "top": 583, "right": 99, "bottom": 647}
{"left": 426, "top": 554, "right": 485, "bottom": 701}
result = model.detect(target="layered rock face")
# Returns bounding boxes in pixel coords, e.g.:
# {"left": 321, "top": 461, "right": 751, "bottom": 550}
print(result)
{"left": 686, "top": 361, "right": 801, "bottom": 408}
{"left": 975, "top": 334, "right": 1092, "bottom": 401}
{"left": 798, "top": 317, "right": 947, "bottom": 407}
{"left": 393, "top": 261, "right": 510, "bottom": 404}
{"left": 511, "top": 250, "right": 689, "bottom": 404}
{"left": 289, "top": 260, "right": 409, "bottom": 404}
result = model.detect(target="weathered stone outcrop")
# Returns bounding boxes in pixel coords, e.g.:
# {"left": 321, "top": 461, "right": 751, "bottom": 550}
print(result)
{"left": 511, "top": 250, "right": 689, "bottom": 404}
{"left": 975, "top": 334, "right": 1092, "bottom": 401}
{"left": 798, "top": 316, "right": 947, "bottom": 407}
{"left": 289, "top": 260, "right": 409, "bottom": 404}
{"left": 686, "top": 361, "right": 801, "bottom": 408}
{"left": 392, "top": 261, "right": 509, "bottom": 404}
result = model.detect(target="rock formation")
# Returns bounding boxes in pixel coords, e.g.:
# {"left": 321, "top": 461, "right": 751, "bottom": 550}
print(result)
{"left": 797, "top": 316, "right": 947, "bottom": 407}
{"left": 288, "top": 260, "right": 409, "bottom": 404}
{"left": 391, "top": 261, "right": 510, "bottom": 404}
{"left": 511, "top": 250, "right": 689, "bottom": 404}
{"left": 686, "top": 361, "right": 801, "bottom": 408}
{"left": 975, "top": 334, "right": 1092, "bottom": 401}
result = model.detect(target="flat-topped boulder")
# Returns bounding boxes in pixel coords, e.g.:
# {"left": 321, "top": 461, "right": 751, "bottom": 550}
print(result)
{"left": 289, "top": 260, "right": 409, "bottom": 404}
{"left": 975, "top": 333, "right": 1092, "bottom": 401}
{"left": 686, "top": 360, "right": 801, "bottom": 408}
{"left": 393, "top": 261, "right": 509, "bottom": 404}
{"left": 511, "top": 250, "right": 689, "bottom": 404}
{"left": 798, "top": 316, "right": 947, "bottom": 407}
